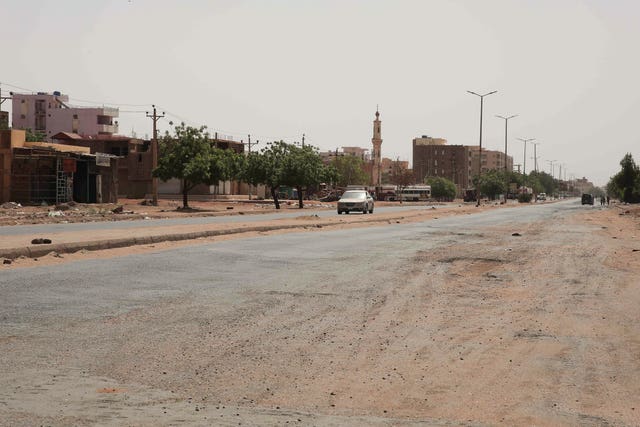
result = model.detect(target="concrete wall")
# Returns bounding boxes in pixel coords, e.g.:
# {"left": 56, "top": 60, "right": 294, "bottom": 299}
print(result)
{"left": 0, "top": 130, "right": 26, "bottom": 203}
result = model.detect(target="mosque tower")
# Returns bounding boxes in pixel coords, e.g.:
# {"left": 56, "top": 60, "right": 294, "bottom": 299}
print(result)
{"left": 371, "top": 107, "right": 382, "bottom": 186}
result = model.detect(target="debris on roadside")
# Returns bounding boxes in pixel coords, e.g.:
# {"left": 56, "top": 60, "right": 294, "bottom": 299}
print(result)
{"left": 47, "top": 210, "right": 64, "bottom": 217}
{"left": 55, "top": 202, "right": 75, "bottom": 211}
{"left": 1, "top": 202, "right": 22, "bottom": 209}
{"left": 2, "top": 258, "right": 11, "bottom": 265}
{"left": 512, "top": 232, "right": 522, "bottom": 237}
{"left": 31, "top": 238, "right": 52, "bottom": 244}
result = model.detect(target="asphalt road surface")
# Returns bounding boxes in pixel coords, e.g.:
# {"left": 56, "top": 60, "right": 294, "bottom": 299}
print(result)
{"left": 0, "top": 204, "right": 422, "bottom": 237}
{"left": 1, "top": 199, "right": 638, "bottom": 426}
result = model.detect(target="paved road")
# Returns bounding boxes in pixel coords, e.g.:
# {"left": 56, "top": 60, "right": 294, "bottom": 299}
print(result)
{"left": 4, "top": 199, "right": 632, "bottom": 426}
{"left": 0, "top": 204, "right": 427, "bottom": 237}
{"left": 0, "top": 201, "right": 573, "bottom": 320}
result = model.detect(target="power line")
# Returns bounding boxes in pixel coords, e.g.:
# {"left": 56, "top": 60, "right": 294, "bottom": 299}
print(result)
{"left": 2, "top": 81, "right": 325, "bottom": 148}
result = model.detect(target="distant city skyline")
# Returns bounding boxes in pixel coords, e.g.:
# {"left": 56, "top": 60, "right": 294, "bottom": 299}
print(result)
{"left": 3, "top": 0, "right": 640, "bottom": 186}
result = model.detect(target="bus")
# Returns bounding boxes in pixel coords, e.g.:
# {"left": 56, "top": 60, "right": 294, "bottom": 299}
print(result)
{"left": 399, "top": 185, "right": 431, "bottom": 202}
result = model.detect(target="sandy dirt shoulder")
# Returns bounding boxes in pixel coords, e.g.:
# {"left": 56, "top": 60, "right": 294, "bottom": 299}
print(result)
{"left": 2, "top": 202, "right": 640, "bottom": 426}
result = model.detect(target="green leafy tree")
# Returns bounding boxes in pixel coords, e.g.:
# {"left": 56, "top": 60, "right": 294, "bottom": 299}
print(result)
{"left": 611, "top": 153, "right": 640, "bottom": 203}
{"left": 529, "top": 170, "right": 556, "bottom": 195}
{"left": 284, "top": 144, "right": 331, "bottom": 209}
{"left": 477, "top": 169, "right": 508, "bottom": 200}
{"left": 243, "top": 141, "right": 291, "bottom": 209}
{"left": 25, "top": 128, "right": 46, "bottom": 142}
{"left": 333, "top": 155, "right": 368, "bottom": 187}
{"left": 154, "top": 123, "right": 240, "bottom": 208}
{"left": 426, "top": 176, "right": 457, "bottom": 201}
{"left": 606, "top": 178, "right": 619, "bottom": 200}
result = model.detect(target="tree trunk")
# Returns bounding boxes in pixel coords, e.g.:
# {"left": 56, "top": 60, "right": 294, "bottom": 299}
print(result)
{"left": 297, "top": 186, "right": 303, "bottom": 209}
{"left": 182, "top": 180, "right": 190, "bottom": 208}
{"left": 271, "top": 186, "right": 280, "bottom": 210}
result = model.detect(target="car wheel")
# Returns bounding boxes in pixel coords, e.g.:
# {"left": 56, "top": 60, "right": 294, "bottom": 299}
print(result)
{"left": 369, "top": 207, "right": 374, "bottom": 214}
{"left": 362, "top": 206, "right": 367, "bottom": 214}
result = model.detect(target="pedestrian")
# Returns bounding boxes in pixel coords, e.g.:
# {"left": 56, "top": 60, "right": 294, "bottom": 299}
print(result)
{"left": 607, "top": 195, "right": 610, "bottom": 205}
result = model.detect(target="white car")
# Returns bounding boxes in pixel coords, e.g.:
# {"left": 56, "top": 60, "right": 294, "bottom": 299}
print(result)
{"left": 337, "top": 190, "right": 374, "bottom": 214}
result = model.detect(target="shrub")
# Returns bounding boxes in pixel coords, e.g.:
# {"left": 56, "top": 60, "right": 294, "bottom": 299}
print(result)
{"left": 517, "top": 193, "right": 533, "bottom": 203}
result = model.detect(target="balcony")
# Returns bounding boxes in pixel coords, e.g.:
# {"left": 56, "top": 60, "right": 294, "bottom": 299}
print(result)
{"left": 96, "top": 124, "right": 118, "bottom": 134}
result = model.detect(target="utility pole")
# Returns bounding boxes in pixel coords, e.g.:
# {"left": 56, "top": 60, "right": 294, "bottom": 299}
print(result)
{"left": 495, "top": 114, "right": 517, "bottom": 172}
{"left": 0, "top": 83, "right": 11, "bottom": 108}
{"left": 243, "top": 134, "right": 259, "bottom": 200}
{"left": 467, "top": 90, "right": 497, "bottom": 206}
{"left": 0, "top": 84, "right": 12, "bottom": 129}
{"left": 146, "top": 105, "right": 165, "bottom": 206}
{"left": 302, "top": 133, "right": 305, "bottom": 148}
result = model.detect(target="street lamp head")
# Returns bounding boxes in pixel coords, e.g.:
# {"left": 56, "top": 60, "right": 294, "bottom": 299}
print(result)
{"left": 468, "top": 90, "right": 497, "bottom": 98}
{"left": 517, "top": 137, "right": 535, "bottom": 143}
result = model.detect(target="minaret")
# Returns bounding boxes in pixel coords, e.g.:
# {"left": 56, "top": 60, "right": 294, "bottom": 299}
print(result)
{"left": 371, "top": 107, "right": 383, "bottom": 186}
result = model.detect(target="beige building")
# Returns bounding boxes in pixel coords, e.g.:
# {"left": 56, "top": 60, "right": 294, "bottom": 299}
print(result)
{"left": 413, "top": 135, "right": 447, "bottom": 146}
{"left": 413, "top": 137, "right": 513, "bottom": 196}
{"left": 11, "top": 91, "right": 118, "bottom": 140}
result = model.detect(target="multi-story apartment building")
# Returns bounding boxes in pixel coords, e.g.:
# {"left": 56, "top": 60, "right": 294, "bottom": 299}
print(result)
{"left": 468, "top": 146, "right": 513, "bottom": 174}
{"left": 413, "top": 137, "right": 513, "bottom": 196}
{"left": 11, "top": 91, "right": 118, "bottom": 140}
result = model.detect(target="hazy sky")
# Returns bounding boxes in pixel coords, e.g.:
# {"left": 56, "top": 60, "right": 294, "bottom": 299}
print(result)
{"left": 3, "top": 0, "right": 640, "bottom": 186}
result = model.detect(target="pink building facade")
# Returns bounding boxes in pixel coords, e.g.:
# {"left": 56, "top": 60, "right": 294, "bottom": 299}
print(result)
{"left": 11, "top": 92, "right": 118, "bottom": 140}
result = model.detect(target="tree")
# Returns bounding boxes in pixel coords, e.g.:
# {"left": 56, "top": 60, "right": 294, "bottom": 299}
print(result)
{"left": 426, "top": 176, "right": 457, "bottom": 201}
{"left": 332, "top": 155, "right": 368, "bottom": 187}
{"left": 477, "top": 169, "right": 508, "bottom": 200}
{"left": 25, "top": 128, "right": 46, "bottom": 142}
{"left": 284, "top": 144, "right": 331, "bottom": 209}
{"left": 154, "top": 123, "right": 241, "bottom": 208}
{"left": 529, "top": 170, "right": 556, "bottom": 195}
{"left": 243, "top": 141, "right": 290, "bottom": 210}
{"left": 610, "top": 153, "right": 640, "bottom": 203}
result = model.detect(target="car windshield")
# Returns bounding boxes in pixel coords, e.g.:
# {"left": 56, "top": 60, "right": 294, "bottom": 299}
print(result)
{"left": 341, "top": 191, "right": 366, "bottom": 200}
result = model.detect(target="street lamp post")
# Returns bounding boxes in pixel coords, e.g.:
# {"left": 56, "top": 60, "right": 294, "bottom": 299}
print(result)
{"left": 531, "top": 142, "right": 540, "bottom": 172}
{"left": 517, "top": 137, "right": 535, "bottom": 183}
{"left": 496, "top": 114, "right": 517, "bottom": 172}
{"left": 468, "top": 90, "right": 497, "bottom": 206}
{"left": 547, "top": 160, "right": 557, "bottom": 179}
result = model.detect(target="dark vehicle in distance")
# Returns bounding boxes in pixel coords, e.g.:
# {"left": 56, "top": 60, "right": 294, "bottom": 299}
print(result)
{"left": 463, "top": 189, "right": 477, "bottom": 202}
{"left": 581, "top": 193, "right": 594, "bottom": 205}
